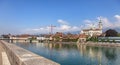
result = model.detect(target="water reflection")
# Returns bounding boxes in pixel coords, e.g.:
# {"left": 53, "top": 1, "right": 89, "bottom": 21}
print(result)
{"left": 14, "top": 42, "right": 120, "bottom": 65}
{"left": 104, "top": 48, "right": 117, "bottom": 60}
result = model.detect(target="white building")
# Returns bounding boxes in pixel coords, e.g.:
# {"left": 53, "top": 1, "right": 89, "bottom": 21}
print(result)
{"left": 81, "top": 20, "right": 102, "bottom": 37}
{"left": 37, "top": 37, "right": 49, "bottom": 40}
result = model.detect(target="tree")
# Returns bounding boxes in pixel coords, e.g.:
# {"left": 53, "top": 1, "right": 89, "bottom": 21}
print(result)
{"left": 105, "top": 29, "right": 118, "bottom": 37}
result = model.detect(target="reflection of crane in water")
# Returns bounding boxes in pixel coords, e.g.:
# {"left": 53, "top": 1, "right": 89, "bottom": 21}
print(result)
{"left": 49, "top": 43, "right": 57, "bottom": 59}
{"left": 49, "top": 43, "right": 53, "bottom": 59}
{"left": 49, "top": 43, "right": 62, "bottom": 59}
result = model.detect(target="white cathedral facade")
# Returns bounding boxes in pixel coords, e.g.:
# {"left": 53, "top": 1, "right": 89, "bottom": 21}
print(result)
{"left": 81, "top": 20, "right": 102, "bottom": 37}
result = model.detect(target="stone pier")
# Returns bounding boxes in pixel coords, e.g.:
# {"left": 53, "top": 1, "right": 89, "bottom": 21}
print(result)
{"left": 0, "top": 40, "right": 60, "bottom": 65}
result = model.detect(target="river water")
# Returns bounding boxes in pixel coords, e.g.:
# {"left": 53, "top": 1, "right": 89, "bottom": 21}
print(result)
{"left": 14, "top": 43, "right": 120, "bottom": 65}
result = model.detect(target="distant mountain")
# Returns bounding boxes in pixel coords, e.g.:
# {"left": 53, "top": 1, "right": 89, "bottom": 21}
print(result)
{"left": 103, "top": 28, "right": 120, "bottom": 33}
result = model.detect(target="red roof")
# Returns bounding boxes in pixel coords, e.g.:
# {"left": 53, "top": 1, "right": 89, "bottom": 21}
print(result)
{"left": 83, "top": 28, "right": 101, "bottom": 31}
{"left": 16, "top": 34, "right": 31, "bottom": 38}
{"left": 79, "top": 34, "right": 86, "bottom": 38}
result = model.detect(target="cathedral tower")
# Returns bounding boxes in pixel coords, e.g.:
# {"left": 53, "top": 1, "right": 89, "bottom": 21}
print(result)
{"left": 98, "top": 19, "right": 102, "bottom": 29}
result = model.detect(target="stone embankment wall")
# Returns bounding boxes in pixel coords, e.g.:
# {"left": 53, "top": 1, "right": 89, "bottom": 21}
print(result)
{"left": 0, "top": 40, "right": 60, "bottom": 65}
{"left": 84, "top": 42, "right": 120, "bottom": 47}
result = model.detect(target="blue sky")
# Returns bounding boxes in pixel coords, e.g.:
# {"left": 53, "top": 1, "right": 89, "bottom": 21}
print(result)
{"left": 0, "top": 0, "right": 120, "bottom": 34}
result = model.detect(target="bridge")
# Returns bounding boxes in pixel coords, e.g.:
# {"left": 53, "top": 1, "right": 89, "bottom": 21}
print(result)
{"left": 0, "top": 40, "right": 60, "bottom": 65}
{"left": 0, "top": 37, "right": 50, "bottom": 43}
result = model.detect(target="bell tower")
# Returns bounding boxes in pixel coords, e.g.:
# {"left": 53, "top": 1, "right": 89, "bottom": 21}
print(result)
{"left": 98, "top": 19, "right": 102, "bottom": 29}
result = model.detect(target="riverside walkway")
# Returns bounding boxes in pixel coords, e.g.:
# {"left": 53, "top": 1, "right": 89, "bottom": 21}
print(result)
{"left": 0, "top": 42, "right": 11, "bottom": 65}
{"left": 0, "top": 40, "right": 60, "bottom": 65}
{"left": 0, "top": 44, "right": 4, "bottom": 65}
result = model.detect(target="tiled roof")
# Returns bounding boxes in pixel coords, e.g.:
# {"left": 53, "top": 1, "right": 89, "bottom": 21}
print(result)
{"left": 79, "top": 34, "right": 86, "bottom": 38}
{"left": 83, "top": 28, "right": 101, "bottom": 31}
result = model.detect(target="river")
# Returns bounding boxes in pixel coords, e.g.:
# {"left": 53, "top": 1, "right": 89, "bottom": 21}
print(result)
{"left": 14, "top": 42, "right": 120, "bottom": 65}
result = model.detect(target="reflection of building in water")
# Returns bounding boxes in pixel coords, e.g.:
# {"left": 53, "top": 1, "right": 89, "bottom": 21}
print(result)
{"left": 59, "top": 43, "right": 62, "bottom": 49}
{"left": 77, "top": 44, "right": 102, "bottom": 65}
{"left": 44, "top": 43, "right": 52, "bottom": 49}
{"left": 89, "top": 47, "right": 102, "bottom": 61}
{"left": 49, "top": 43, "right": 53, "bottom": 49}
{"left": 89, "top": 47, "right": 102, "bottom": 65}
{"left": 76, "top": 43, "right": 87, "bottom": 56}
{"left": 97, "top": 49, "right": 102, "bottom": 65}
{"left": 35, "top": 43, "right": 44, "bottom": 48}
{"left": 89, "top": 47, "right": 95, "bottom": 58}
{"left": 44, "top": 43, "right": 63, "bottom": 49}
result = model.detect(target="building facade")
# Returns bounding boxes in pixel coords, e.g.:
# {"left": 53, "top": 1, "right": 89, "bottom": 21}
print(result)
{"left": 81, "top": 20, "right": 102, "bottom": 37}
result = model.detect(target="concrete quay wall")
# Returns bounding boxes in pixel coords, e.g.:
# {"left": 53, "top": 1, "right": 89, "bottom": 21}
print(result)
{"left": 0, "top": 40, "right": 60, "bottom": 65}
{"left": 82, "top": 42, "right": 120, "bottom": 47}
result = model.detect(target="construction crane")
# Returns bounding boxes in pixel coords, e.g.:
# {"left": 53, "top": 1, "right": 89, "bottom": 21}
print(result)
{"left": 49, "top": 24, "right": 56, "bottom": 34}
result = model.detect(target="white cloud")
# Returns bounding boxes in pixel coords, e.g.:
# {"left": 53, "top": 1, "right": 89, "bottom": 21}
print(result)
{"left": 22, "top": 20, "right": 80, "bottom": 34}
{"left": 22, "top": 15, "right": 120, "bottom": 34}
{"left": 84, "top": 20, "right": 92, "bottom": 24}
{"left": 23, "top": 27, "right": 50, "bottom": 34}
{"left": 99, "top": 17, "right": 113, "bottom": 28}
{"left": 60, "top": 25, "right": 71, "bottom": 30}
{"left": 83, "top": 15, "right": 120, "bottom": 29}
{"left": 114, "top": 15, "right": 120, "bottom": 21}
{"left": 57, "top": 19, "right": 69, "bottom": 25}
{"left": 83, "top": 19, "right": 97, "bottom": 29}
{"left": 100, "top": 15, "right": 120, "bottom": 28}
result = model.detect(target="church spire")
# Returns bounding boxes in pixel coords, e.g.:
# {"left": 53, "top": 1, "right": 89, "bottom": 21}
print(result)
{"left": 98, "top": 18, "right": 102, "bottom": 29}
